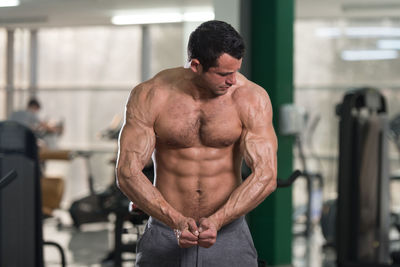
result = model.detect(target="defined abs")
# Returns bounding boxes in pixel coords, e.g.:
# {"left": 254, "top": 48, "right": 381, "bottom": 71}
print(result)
{"left": 156, "top": 171, "right": 240, "bottom": 221}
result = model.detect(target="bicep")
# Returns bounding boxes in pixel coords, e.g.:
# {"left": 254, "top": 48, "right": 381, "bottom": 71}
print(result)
{"left": 117, "top": 87, "right": 156, "bottom": 176}
{"left": 242, "top": 124, "right": 277, "bottom": 177}
{"left": 240, "top": 89, "right": 277, "bottom": 176}
{"left": 118, "top": 120, "right": 155, "bottom": 170}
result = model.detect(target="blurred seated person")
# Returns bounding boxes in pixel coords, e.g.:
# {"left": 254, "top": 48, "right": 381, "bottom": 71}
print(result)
{"left": 9, "top": 98, "right": 63, "bottom": 148}
{"left": 9, "top": 98, "right": 65, "bottom": 216}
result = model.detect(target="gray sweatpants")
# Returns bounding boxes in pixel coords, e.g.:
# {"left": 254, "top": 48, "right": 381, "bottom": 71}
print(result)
{"left": 135, "top": 216, "right": 258, "bottom": 267}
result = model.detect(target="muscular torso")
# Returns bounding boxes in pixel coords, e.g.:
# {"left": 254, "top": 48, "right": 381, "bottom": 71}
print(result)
{"left": 152, "top": 69, "right": 245, "bottom": 221}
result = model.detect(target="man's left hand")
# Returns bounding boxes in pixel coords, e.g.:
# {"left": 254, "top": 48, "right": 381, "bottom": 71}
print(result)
{"left": 198, "top": 217, "right": 218, "bottom": 248}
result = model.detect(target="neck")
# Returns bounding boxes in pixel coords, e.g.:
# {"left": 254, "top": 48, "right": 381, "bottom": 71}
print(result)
{"left": 191, "top": 79, "right": 216, "bottom": 100}
{"left": 185, "top": 71, "right": 217, "bottom": 100}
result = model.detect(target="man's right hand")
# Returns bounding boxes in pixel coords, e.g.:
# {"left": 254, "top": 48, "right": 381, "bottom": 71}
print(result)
{"left": 174, "top": 217, "right": 199, "bottom": 248}
{"left": 198, "top": 217, "right": 218, "bottom": 248}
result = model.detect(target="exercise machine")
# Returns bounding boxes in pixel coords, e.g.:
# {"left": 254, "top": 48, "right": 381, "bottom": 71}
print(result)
{"left": 0, "top": 121, "right": 66, "bottom": 267}
{"left": 335, "top": 87, "right": 399, "bottom": 267}
{"left": 68, "top": 115, "right": 124, "bottom": 228}
{"left": 279, "top": 104, "right": 324, "bottom": 237}
{"left": 389, "top": 112, "right": 400, "bottom": 263}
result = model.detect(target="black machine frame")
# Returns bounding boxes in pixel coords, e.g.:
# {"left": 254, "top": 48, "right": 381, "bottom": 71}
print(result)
{"left": 0, "top": 121, "right": 66, "bottom": 267}
{"left": 335, "top": 88, "right": 397, "bottom": 266}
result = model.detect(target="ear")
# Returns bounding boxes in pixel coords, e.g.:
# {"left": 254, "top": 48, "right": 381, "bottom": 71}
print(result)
{"left": 190, "top": 59, "right": 202, "bottom": 73}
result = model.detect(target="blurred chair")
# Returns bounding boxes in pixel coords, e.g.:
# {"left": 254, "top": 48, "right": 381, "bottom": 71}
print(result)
{"left": 39, "top": 149, "right": 71, "bottom": 219}
{"left": 41, "top": 176, "right": 65, "bottom": 217}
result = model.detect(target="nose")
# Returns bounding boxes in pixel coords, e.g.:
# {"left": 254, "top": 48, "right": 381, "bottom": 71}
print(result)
{"left": 226, "top": 73, "right": 236, "bottom": 86}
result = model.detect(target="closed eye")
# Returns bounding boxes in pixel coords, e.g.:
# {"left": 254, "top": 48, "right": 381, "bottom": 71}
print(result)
{"left": 217, "top": 72, "right": 233, "bottom": 77}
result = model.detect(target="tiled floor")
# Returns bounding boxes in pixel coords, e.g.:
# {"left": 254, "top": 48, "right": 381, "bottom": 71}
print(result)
{"left": 42, "top": 209, "right": 338, "bottom": 267}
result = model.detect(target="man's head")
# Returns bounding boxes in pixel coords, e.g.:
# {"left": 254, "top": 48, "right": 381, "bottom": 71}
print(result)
{"left": 188, "top": 21, "right": 245, "bottom": 96}
{"left": 27, "top": 98, "right": 41, "bottom": 113}
{"left": 188, "top": 20, "right": 245, "bottom": 72}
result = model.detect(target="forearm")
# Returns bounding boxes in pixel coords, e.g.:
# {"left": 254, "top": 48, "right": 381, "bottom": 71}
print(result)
{"left": 209, "top": 169, "right": 276, "bottom": 230}
{"left": 117, "top": 170, "right": 185, "bottom": 229}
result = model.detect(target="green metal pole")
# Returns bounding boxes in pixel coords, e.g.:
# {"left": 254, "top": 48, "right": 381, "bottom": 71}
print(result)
{"left": 248, "top": 0, "right": 294, "bottom": 265}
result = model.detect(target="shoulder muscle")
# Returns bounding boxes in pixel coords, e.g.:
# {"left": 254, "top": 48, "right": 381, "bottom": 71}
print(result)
{"left": 126, "top": 81, "right": 165, "bottom": 128}
{"left": 233, "top": 82, "right": 273, "bottom": 130}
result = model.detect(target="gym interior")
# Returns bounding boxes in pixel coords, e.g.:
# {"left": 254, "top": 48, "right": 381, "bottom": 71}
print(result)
{"left": 1, "top": 0, "right": 400, "bottom": 266}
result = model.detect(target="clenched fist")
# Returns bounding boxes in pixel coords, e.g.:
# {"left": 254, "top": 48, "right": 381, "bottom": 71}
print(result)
{"left": 198, "top": 217, "right": 218, "bottom": 248}
{"left": 174, "top": 217, "right": 199, "bottom": 248}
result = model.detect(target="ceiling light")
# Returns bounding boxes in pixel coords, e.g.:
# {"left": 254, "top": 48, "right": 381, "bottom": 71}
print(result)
{"left": 112, "top": 12, "right": 183, "bottom": 25}
{"left": 377, "top": 40, "right": 400, "bottom": 50}
{"left": 341, "top": 50, "right": 398, "bottom": 61}
{"left": 315, "top": 28, "right": 341, "bottom": 38}
{"left": 111, "top": 11, "right": 215, "bottom": 25}
{"left": 183, "top": 11, "right": 215, "bottom": 22}
{"left": 342, "top": 3, "right": 400, "bottom": 12}
{"left": 345, "top": 27, "right": 400, "bottom": 38}
{"left": 0, "top": 0, "right": 20, "bottom": 7}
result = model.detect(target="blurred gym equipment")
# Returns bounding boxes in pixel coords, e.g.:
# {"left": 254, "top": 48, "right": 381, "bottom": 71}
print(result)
{"left": 0, "top": 121, "right": 66, "bottom": 267}
{"left": 69, "top": 115, "right": 124, "bottom": 229}
{"left": 279, "top": 104, "right": 324, "bottom": 238}
{"left": 335, "top": 87, "right": 399, "bottom": 267}
{"left": 101, "top": 163, "right": 154, "bottom": 267}
{"left": 68, "top": 150, "right": 110, "bottom": 228}
{"left": 277, "top": 170, "right": 302, "bottom": 187}
{"left": 389, "top": 112, "right": 400, "bottom": 264}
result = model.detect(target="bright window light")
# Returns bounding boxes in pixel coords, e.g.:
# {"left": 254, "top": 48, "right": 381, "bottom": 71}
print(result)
{"left": 341, "top": 50, "right": 398, "bottom": 61}
{"left": 0, "top": 0, "right": 20, "bottom": 7}
{"left": 315, "top": 27, "right": 341, "bottom": 38}
{"left": 111, "top": 11, "right": 215, "bottom": 25}
{"left": 377, "top": 40, "right": 400, "bottom": 50}
{"left": 345, "top": 27, "right": 400, "bottom": 38}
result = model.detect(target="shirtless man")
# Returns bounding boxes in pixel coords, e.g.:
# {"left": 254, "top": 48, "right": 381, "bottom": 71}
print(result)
{"left": 116, "top": 20, "right": 277, "bottom": 267}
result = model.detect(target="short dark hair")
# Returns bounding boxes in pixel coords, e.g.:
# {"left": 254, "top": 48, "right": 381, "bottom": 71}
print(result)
{"left": 27, "top": 98, "right": 41, "bottom": 109}
{"left": 188, "top": 20, "right": 245, "bottom": 71}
